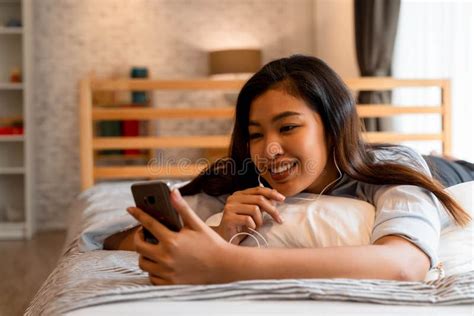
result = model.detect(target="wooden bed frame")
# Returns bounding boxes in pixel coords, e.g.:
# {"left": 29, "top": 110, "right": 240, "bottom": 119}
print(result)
{"left": 79, "top": 77, "right": 451, "bottom": 190}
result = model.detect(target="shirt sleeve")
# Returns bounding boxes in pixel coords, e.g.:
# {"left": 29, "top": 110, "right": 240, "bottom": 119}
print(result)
{"left": 370, "top": 184, "right": 442, "bottom": 268}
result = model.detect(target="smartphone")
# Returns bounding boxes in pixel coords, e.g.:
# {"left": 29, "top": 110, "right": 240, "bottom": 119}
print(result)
{"left": 131, "top": 180, "right": 182, "bottom": 244}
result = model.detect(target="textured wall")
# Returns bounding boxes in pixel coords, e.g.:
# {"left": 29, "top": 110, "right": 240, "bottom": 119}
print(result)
{"left": 314, "top": 0, "right": 358, "bottom": 78}
{"left": 32, "top": 0, "right": 314, "bottom": 229}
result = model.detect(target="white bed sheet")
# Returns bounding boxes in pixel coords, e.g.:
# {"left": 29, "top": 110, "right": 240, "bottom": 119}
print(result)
{"left": 67, "top": 300, "right": 473, "bottom": 316}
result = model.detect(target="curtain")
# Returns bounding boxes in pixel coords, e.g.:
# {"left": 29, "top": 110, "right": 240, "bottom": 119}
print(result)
{"left": 354, "top": 0, "right": 401, "bottom": 131}
{"left": 391, "top": 0, "right": 473, "bottom": 161}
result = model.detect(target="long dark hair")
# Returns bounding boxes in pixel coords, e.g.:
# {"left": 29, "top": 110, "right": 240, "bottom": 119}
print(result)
{"left": 180, "top": 55, "right": 470, "bottom": 226}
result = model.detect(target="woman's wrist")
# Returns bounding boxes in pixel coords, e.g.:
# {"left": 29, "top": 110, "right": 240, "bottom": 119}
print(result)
{"left": 212, "top": 242, "right": 241, "bottom": 283}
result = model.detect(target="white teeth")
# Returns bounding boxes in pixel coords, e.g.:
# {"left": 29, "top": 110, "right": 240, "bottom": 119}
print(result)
{"left": 272, "top": 163, "right": 294, "bottom": 174}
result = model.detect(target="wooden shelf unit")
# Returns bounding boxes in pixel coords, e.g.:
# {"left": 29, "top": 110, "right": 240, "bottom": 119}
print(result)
{"left": 0, "top": 0, "right": 33, "bottom": 239}
{"left": 0, "top": 82, "right": 23, "bottom": 90}
{"left": 0, "top": 26, "right": 22, "bottom": 34}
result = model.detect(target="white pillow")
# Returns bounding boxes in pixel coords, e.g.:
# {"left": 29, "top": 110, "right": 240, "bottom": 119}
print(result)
{"left": 206, "top": 182, "right": 474, "bottom": 281}
{"left": 206, "top": 193, "right": 375, "bottom": 248}
{"left": 435, "top": 181, "right": 473, "bottom": 277}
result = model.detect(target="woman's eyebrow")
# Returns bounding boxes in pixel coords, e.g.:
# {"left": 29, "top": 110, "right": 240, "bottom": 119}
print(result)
{"left": 249, "top": 111, "right": 302, "bottom": 126}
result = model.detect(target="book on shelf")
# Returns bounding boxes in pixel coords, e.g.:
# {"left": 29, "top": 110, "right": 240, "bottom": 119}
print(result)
{"left": 123, "top": 66, "right": 150, "bottom": 157}
{"left": 96, "top": 67, "right": 151, "bottom": 160}
{"left": 97, "top": 120, "right": 122, "bottom": 156}
{"left": 122, "top": 118, "right": 140, "bottom": 155}
{"left": 0, "top": 117, "right": 23, "bottom": 135}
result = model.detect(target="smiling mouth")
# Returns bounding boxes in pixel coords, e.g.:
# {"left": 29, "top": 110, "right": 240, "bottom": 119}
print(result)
{"left": 268, "top": 161, "right": 298, "bottom": 180}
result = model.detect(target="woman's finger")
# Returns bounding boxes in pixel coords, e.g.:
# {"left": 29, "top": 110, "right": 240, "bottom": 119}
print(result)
{"left": 238, "top": 186, "right": 286, "bottom": 201}
{"left": 170, "top": 189, "right": 206, "bottom": 231}
{"left": 225, "top": 203, "right": 263, "bottom": 228}
{"left": 223, "top": 213, "right": 256, "bottom": 244}
{"left": 230, "top": 194, "right": 283, "bottom": 224}
{"left": 127, "top": 207, "right": 175, "bottom": 242}
{"left": 134, "top": 227, "right": 163, "bottom": 260}
{"left": 149, "top": 273, "right": 172, "bottom": 286}
{"left": 138, "top": 254, "right": 172, "bottom": 275}
{"left": 228, "top": 213, "right": 257, "bottom": 230}
{"left": 247, "top": 194, "right": 283, "bottom": 224}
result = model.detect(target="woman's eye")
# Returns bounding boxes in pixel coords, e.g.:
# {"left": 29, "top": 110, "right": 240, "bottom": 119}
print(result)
{"left": 280, "top": 125, "right": 298, "bottom": 133}
{"left": 249, "top": 133, "right": 262, "bottom": 140}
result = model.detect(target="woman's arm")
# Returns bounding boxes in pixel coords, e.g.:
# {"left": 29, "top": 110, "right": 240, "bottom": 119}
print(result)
{"left": 103, "top": 226, "right": 140, "bottom": 251}
{"left": 217, "top": 235, "right": 430, "bottom": 282}
{"left": 129, "top": 189, "right": 430, "bottom": 284}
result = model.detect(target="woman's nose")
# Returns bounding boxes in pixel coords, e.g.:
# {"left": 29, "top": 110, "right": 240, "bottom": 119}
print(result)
{"left": 264, "top": 140, "right": 284, "bottom": 159}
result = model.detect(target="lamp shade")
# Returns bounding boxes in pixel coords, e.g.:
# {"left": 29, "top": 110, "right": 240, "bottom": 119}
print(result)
{"left": 209, "top": 49, "right": 262, "bottom": 75}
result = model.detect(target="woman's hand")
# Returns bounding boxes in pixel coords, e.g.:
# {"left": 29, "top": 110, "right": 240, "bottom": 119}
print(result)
{"left": 127, "top": 188, "right": 229, "bottom": 285}
{"left": 214, "top": 187, "right": 285, "bottom": 244}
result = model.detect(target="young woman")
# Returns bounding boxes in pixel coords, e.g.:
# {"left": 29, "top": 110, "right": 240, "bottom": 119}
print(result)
{"left": 106, "top": 55, "right": 471, "bottom": 285}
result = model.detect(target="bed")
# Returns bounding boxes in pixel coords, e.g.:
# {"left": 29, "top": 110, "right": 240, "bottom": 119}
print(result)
{"left": 26, "top": 77, "right": 473, "bottom": 315}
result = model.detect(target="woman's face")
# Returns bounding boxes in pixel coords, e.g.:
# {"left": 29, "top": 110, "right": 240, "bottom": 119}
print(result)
{"left": 248, "top": 88, "right": 337, "bottom": 196}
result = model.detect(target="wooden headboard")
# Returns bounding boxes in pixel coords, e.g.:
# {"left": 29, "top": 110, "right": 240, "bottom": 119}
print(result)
{"left": 79, "top": 77, "right": 451, "bottom": 190}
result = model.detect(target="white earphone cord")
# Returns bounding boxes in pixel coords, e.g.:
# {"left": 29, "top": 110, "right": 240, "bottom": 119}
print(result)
{"left": 229, "top": 150, "right": 343, "bottom": 247}
{"left": 228, "top": 227, "right": 269, "bottom": 247}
